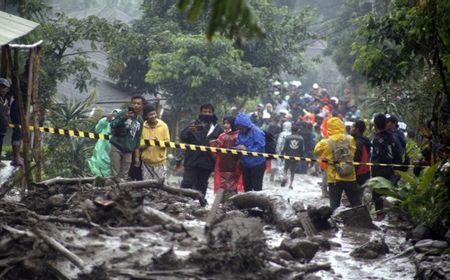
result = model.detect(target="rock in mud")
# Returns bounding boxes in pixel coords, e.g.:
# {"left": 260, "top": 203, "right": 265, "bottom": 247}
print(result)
{"left": 333, "top": 205, "right": 376, "bottom": 229}
{"left": 308, "top": 235, "right": 331, "bottom": 250}
{"left": 445, "top": 229, "right": 450, "bottom": 243}
{"left": 290, "top": 227, "right": 306, "bottom": 239}
{"left": 409, "top": 224, "right": 433, "bottom": 242}
{"left": 413, "top": 253, "right": 450, "bottom": 280}
{"left": 48, "top": 194, "right": 65, "bottom": 207}
{"left": 307, "top": 205, "right": 333, "bottom": 231}
{"left": 279, "top": 238, "right": 319, "bottom": 262}
{"left": 350, "top": 235, "right": 389, "bottom": 259}
{"left": 190, "top": 215, "right": 267, "bottom": 274}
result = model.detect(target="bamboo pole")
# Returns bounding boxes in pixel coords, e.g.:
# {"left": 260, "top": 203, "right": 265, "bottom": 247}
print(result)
{"left": 11, "top": 48, "right": 32, "bottom": 189}
{"left": 31, "top": 47, "right": 42, "bottom": 182}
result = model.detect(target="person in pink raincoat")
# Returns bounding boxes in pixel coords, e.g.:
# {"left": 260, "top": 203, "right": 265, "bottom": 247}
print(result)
{"left": 210, "top": 116, "right": 243, "bottom": 200}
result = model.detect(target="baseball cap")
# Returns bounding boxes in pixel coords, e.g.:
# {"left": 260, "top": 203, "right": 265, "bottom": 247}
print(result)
{"left": 0, "top": 78, "right": 11, "bottom": 87}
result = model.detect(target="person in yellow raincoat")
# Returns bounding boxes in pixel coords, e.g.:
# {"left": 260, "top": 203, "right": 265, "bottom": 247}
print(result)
{"left": 314, "top": 117, "right": 362, "bottom": 211}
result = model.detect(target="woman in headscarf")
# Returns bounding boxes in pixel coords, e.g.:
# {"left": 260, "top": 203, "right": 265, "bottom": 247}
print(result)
{"left": 211, "top": 116, "right": 243, "bottom": 200}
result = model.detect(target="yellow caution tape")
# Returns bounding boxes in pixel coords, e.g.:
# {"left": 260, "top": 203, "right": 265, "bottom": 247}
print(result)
{"left": 8, "top": 124, "right": 425, "bottom": 168}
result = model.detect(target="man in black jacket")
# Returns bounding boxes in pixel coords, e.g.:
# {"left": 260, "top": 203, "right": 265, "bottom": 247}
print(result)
{"left": 180, "top": 104, "right": 223, "bottom": 196}
{"left": 371, "top": 114, "right": 402, "bottom": 216}
{"left": 281, "top": 125, "right": 304, "bottom": 189}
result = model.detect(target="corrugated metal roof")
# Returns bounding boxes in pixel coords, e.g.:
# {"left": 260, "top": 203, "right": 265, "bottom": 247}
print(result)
{"left": 0, "top": 11, "right": 39, "bottom": 46}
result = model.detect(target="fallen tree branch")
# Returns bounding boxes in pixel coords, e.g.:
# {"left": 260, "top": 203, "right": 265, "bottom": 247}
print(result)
{"left": 115, "top": 180, "right": 207, "bottom": 207}
{"left": 229, "top": 191, "right": 302, "bottom": 232}
{"left": 32, "top": 228, "right": 87, "bottom": 271}
{"left": 0, "top": 256, "right": 30, "bottom": 267}
{"left": 109, "top": 268, "right": 202, "bottom": 279}
{"left": 36, "top": 176, "right": 112, "bottom": 187}
{"left": 24, "top": 210, "right": 101, "bottom": 228}
{"left": 2, "top": 225, "right": 35, "bottom": 238}
{"left": 294, "top": 262, "right": 331, "bottom": 274}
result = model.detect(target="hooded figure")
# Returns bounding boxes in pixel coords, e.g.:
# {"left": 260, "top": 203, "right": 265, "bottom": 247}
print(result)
{"left": 314, "top": 117, "right": 361, "bottom": 211}
{"left": 211, "top": 116, "right": 243, "bottom": 196}
{"left": 88, "top": 109, "right": 120, "bottom": 176}
{"left": 275, "top": 122, "right": 292, "bottom": 181}
{"left": 235, "top": 113, "right": 266, "bottom": 192}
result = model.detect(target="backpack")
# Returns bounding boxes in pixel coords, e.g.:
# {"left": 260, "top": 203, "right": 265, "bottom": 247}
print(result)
{"left": 263, "top": 130, "right": 276, "bottom": 154}
{"left": 327, "top": 136, "right": 354, "bottom": 177}
{"left": 356, "top": 144, "right": 370, "bottom": 176}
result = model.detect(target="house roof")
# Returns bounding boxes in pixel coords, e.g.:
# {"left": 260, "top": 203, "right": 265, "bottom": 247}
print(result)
{"left": 0, "top": 11, "right": 39, "bottom": 46}
{"left": 67, "top": 5, "right": 134, "bottom": 24}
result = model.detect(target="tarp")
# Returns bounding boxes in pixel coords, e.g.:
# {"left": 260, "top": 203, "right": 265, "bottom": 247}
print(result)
{"left": 0, "top": 11, "right": 39, "bottom": 46}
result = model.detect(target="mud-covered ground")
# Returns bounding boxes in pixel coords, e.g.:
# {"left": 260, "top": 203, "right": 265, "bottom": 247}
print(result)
{"left": 0, "top": 166, "right": 447, "bottom": 280}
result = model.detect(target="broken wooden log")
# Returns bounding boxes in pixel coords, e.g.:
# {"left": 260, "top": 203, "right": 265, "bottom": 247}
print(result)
{"left": 35, "top": 176, "right": 111, "bottom": 187}
{"left": 141, "top": 205, "right": 181, "bottom": 226}
{"left": 298, "top": 212, "right": 317, "bottom": 237}
{"left": 292, "top": 262, "right": 331, "bottom": 278}
{"left": 229, "top": 191, "right": 302, "bottom": 232}
{"left": 115, "top": 180, "right": 207, "bottom": 207}
{"left": 32, "top": 228, "right": 88, "bottom": 272}
{"left": 109, "top": 268, "right": 202, "bottom": 279}
{"left": 205, "top": 188, "right": 224, "bottom": 226}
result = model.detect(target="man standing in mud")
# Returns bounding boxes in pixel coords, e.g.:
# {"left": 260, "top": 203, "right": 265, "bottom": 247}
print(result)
{"left": 314, "top": 117, "right": 362, "bottom": 211}
{"left": 140, "top": 104, "right": 170, "bottom": 182}
{"left": 180, "top": 104, "right": 223, "bottom": 196}
{"left": 109, "top": 96, "right": 145, "bottom": 181}
{"left": 235, "top": 112, "right": 266, "bottom": 192}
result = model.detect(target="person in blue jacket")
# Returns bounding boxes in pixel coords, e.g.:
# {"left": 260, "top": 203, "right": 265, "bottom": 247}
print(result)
{"left": 235, "top": 112, "right": 266, "bottom": 191}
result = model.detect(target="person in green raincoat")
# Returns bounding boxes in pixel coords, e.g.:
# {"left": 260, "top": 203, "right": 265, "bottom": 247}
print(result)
{"left": 88, "top": 109, "right": 120, "bottom": 176}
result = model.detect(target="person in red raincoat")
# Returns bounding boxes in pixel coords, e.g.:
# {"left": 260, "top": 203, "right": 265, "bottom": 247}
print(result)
{"left": 210, "top": 116, "right": 243, "bottom": 200}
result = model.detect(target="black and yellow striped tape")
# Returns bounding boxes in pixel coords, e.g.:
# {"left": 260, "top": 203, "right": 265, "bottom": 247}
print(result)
{"left": 8, "top": 124, "right": 423, "bottom": 168}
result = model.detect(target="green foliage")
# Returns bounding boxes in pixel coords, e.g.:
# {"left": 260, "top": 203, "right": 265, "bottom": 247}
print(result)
{"left": 239, "top": 1, "right": 317, "bottom": 77}
{"left": 42, "top": 93, "right": 98, "bottom": 178}
{"left": 107, "top": 0, "right": 316, "bottom": 113}
{"left": 324, "top": 0, "right": 374, "bottom": 85}
{"left": 366, "top": 162, "right": 450, "bottom": 231}
{"left": 351, "top": 0, "right": 450, "bottom": 100}
{"left": 145, "top": 33, "right": 268, "bottom": 115}
{"left": 176, "top": 0, "right": 264, "bottom": 40}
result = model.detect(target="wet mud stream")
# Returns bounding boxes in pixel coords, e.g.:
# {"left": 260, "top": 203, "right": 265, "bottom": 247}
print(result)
{"left": 0, "top": 172, "right": 428, "bottom": 279}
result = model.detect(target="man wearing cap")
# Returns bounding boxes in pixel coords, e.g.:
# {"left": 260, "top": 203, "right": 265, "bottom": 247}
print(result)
{"left": 139, "top": 104, "right": 170, "bottom": 182}
{"left": 109, "top": 95, "right": 145, "bottom": 181}
{"left": 0, "top": 78, "right": 11, "bottom": 167}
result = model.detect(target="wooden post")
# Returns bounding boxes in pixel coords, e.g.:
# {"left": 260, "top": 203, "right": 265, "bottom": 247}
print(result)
{"left": 30, "top": 47, "right": 42, "bottom": 182}
{"left": 1, "top": 46, "right": 8, "bottom": 77}
{"left": 11, "top": 48, "right": 32, "bottom": 189}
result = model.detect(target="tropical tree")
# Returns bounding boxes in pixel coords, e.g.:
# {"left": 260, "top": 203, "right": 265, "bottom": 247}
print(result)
{"left": 145, "top": 33, "right": 268, "bottom": 116}
{"left": 107, "top": 0, "right": 316, "bottom": 105}
{"left": 43, "top": 93, "right": 98, "bottom": 178}
{"left": 352, "top": 0, "right": 450, "bottom": 158}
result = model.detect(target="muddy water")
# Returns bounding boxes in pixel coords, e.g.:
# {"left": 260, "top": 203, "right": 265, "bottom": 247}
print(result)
{"left": 198, "top": 173, "right": 416, "bottom": 279}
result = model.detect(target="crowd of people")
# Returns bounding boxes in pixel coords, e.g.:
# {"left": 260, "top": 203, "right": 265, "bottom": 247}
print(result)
{"left": 87, "top": 82, "right": 421, "bottom": 220}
